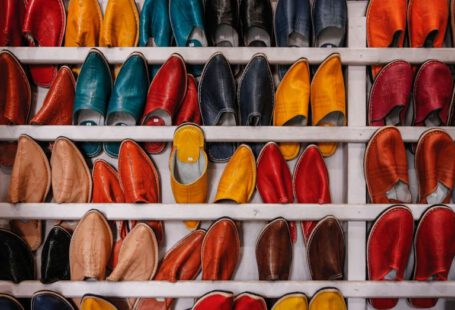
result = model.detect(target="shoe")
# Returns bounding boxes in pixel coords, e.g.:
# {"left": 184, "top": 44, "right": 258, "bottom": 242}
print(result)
{"left": 0, "top": 294, "right": 24, "bottom": 310}
{"left": 364, "top": 126, "right": 411, "bottom": 203}
{"left": 367, "top": 205, "right": 414, "bottom": 309}
{"left": 0, "top": 50, "right": 31, "bottom": 167}
{"left": 174, "top": 75, "right": 202, "bottom": 125}
{"left": 139, "top": 0, "right": 172, "bottom": 48}
{"left": 202, "top": 218, "right": 240, "bottom": 280}
{"left": 199, "top": 52, "right": 237, "bottom": 162}
{"left": 65, "top": 0, "right": 102, "bottom": 46}
{"left": 415, "top": 129, "right": 455, "bottom": 204}
{"left": 80, "top": 295, "right": 118, "bottom": 310}
{"left": 310, "top": 53, "right": 345, "bottom": 157}
{"left": 104, "top": 52, "right": 149, "bottom": 157}
{"left": 205, "top": 0, "right": 239, "bottom": 47}
{"left": 41, "top": 226, "right": 71, "bottom": 284}
{"left": 0, "top": 229, "right": 34, "bottom": 283}
{"left": 215, "top": 144, "right": 256, "bottom": 203}
{"left": 272, "top": 293, "right": 308, "bottom": 310}
{"left": 273, "top": 58, "right": 310, "bottom": 159}
{"left": 309, "top": 289, "right": 346, "bottom": 310}
{"left": 240, "top": 0, "right": 273, "bottom": 47}
{"left": 32, "top": 291, "right": 74, "bottom": 310}
{"left": 92, "top": 160, "right": 125, "bottom": 203}
{"left": 8, "top": 135, "right": 50, "bottom": 251}
{"left": 234, "top": 293, "right": 267, "bottom": 310}
{"left": 0, "top": 0, "right": 26, "bottom": 46}
{"left": 368, "top": 60, "right": 412, "bottom": 126}
{"left": 312, "top": 0, "right": 347, "bottom": 47}
{"left": 409, "top": 205, "right": 455, "bottom": 308}
{"left": 73, "top": 49, "right": 113, "bottom": 157}
{"left": 192, "top": 291, "right": 233, "bottom": 310}
{"left": 256, "top": 218, "right": 292, "bottom": 280}
{"left": 100, "top": 0, "right": 139, "bottom": 47}
{"left": 170, "top": 124, "right": 208, "bottom": 230}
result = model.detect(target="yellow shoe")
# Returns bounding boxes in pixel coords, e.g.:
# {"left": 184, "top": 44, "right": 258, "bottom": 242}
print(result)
{"left": 170, "top": 123, "right": 208, "bottom": 230}
{"left": 309, "top": 289, "right": 347, "bottom": 310}
{"left": 100, "top": 0, "right": 139, "bottom": 47}
{"left": 65, "top": 0, "right": 102, "bottom": 47}
{"left": 214, "top": 144, "right": 256, "bottom": 203}
{"left": 274, "top": 58, "right": 310, "bottom": 160}
{"left": 272, "top": 293, "right": 309, "bottom": 310}
{"left": 310, "top": 53, "right": 346, "bottom": 157}
{"left": 80, "top": 295, "right": 118, "bottom": 310}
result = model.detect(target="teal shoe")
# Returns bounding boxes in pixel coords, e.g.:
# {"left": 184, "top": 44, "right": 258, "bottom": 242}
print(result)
{"left": 104, "top": 52, "right": 149, "bottom": 158}
{"left": 73, "top": 49, "right": 112, "bottom": 157}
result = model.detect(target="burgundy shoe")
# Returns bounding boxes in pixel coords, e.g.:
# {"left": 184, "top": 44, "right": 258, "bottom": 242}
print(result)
{"left": 0, "top": 0, "right": 26, "bottom": 46}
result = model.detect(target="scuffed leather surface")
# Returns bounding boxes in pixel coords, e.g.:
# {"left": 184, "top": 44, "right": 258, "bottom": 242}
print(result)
{"left": 240, "top": 0, "right": 273, "bottom": 46}
{"left": 199, "top": 53, "right": 237, "bottom": 162}
{"left": 0, "top": 294, "right": 24, "bottom": 310}
{"left": 192, "top": 291, "right": 233, "bottom": 310}
{"left": 408, "top": 0, "right": 448, "bottom": 47}
{"left": 174, "top": 75, "right": 202, "bottom": 125}
{"left": 272, "top": 293, "right": 308, "bottom": 310}
{"left": 41, "top": 226, "right": 71, "bottom": 284}
{"left": 205, "top": 0, "right": 239, "bottom": 46}
{"left": 313, "top": 0, "right": 347, "bottom": 47}
{"left": 65, "top": 0, "right": 102, "bottom": 47}
{"left": 169, "top": 0, "right": 205, "bottom": 47}
{"left": 234, "top": 293, "right": 267, "bottom": 310}
{"left": 202, "top": 218, "right": 239, "bottom": 280}
{"left": 22, "top": 0, "right": 65, "bottom": 87}
{"left": 92, "top": 160, "right": 125, "bottom": 203}
{"left": 309, "top": 289, "right": 346, "bottom": 310}
{"left": 238, "top": 54, "right": 274, "bottom": 156}
{"left": 0, "top": 0, "right": 26, "bottom": 46}
{"left": 139, "top": 0, "right": 172, "bottom": 47}
{"left": 367, "top": 206, "right": 414, "bottom": 310}
{"left": 256, "top": 218, "right": 292, "bottom": 281}
{"left": 364, "top": 126, "right": 410, "bottom": 203}
{"left": 32, "top": 291, "right": 74, "bottom": 310}
{"left": 368, "top": 60, "right": 412, "bottom": 126}
{"left": 100, "top": 0, "right": 139, "bottom": 47}
{"left": 415, "top": 129, "right": 455, "bottom": 204}
{"left": 31, "top": 66, "right": 75, "bottom": 125}
{"left": 81, "top": 296, "right": 118, "bottom": 310}
{"left": 0, "top": 229, "right": 34, "bottom": 283}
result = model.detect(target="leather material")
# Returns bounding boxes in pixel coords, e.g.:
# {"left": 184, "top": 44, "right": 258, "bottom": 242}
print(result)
{"left": 0, "top": 0, "right": 26, "bottom": 46}
{"left": 408, "top": 0, "right": 448, "bottom": 47}
{"left": 366, "top": 0, "right": 407, "bottom": 77}
{"left": 274, "top": 58, "right": 309, "bottom": 160}
{"left": 100, "top": 0, "right": 139, "bottom": 47}
{"left": 199, "top": 53, "right": 237, "bottom": 162}
{"left": 309, "top": 289, "right": 346, "bottom": 310}
{"left": 41, "top": 226, "right": 71, "bottom": 284}
{"left": 81, "top": 296, "right": 118, "bottom": 310}
{"left": 174, "top": 75, "right": 202, "bottom": 125}
{"left": 139, "top": 0, "right": 172, "bottom": 47}
{"left": 202, "top": 218, "right": 240, "bottom": 280}
{"left": 192, "top": 291, "right": 233, "bottom": 310}
{"left": 118, "top": 139, "right": 164, "bottom": 243}
{"left": 240, "top": 0, "right": 273, "bottom": 46}
{"left": 367, "top": 205, "right": 414, "bottom": 309}
{"left": 410, "top": 205, "right": 455, "bottom": 308}
{"left": 0, "top": 294, "right": 24, "bottom": 310}
{"left": 415, "top": 129, "right": 455, "bottom": 204}
{"left": 313, "top": 0, "right": 347, "bottom": 47}
{"left": 368, "top": 60, "right": 412, "bottom": 126}
{"left": 70, "top": 210, "right": 113, "bottom": 281}
{"left": 32, "top": 291, "right": 74, "bottom": 310}
{"left": 238, "top": 54, "right": 274, "bottom": 156}
{"left": 8, "top": 135, "right": 50, "bottom": 251}
{"left": 256, "top": 218, "right": 292, "bottom": 281}
{"left": 22, "top": 0, "right": 65, "bottom": 87}
{"left": 272, "top": 293, "right": 308, "bottom": 310}
{"left": 0, "top": 228, "right": 34, "bottom": 283}
{"left": 365, "top": 126, "right": 410, "bottom": 203}
{"left": 234, "top": 293, "right": 267, "bottom": 310}
{"left": 73, "top": 49, "right": 112, "bottom": 157}
{"left": 92, "top": 160, "right": 125, "bottom": 203}
{"left": 65, "top": 0, "right": 102, "bottom": 47}
{"left": 170, "top": 124, "right": 208, "bottom": 230}
{"left": 205, "top": 0, "right": 239, "bottom": 46}
{"left": 214, "top": 144, "right": 256, "bottom": 203}
{"left": 413, "top": 60, "right": 453, "bottom": 127}
{"left": 293, "top": 145, "right": 331, "bottom": 240}
{"left": 141, "top": 54, "right": 187, "bottom": 154}
{"left": 170, "top": 0, "right": 206, "bottom": 47}
{"left": 0, "top": 50, "right": 31, "bottom": 167}
{"left": 135, "top": 229, "right": 205, "bottom": 310}
{"left": 104, "top": 52, "right": 149, "bottom": 158}
{"left": 311, "top": 53, "right": 345, "bottom": 157}
{"left": 307, "top": 216, "right": 345, "bottom": 280}
{"left": 51, "top": 137, "right": 92, "bottom": 203}
{"left": 31, "top": 66, "right": 75, "bottom": 125}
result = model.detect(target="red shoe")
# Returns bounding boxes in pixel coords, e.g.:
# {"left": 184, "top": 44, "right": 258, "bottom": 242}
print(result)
{"left": 234, "top": 293, "right": 267, "bottom": 310}
{"left": 0, "top": 0, "right": 26, "bottom": 46}
{"left": 174, "top": 75, "right": 202, "bottom": 125}
{"left": 193, "top": 291, "right": 233, "bottom": 310}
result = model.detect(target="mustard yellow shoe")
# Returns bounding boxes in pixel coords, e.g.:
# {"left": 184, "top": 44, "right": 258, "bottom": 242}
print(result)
{"left": 310, "top": 53, "right": 346, "bottom": 157}
{"left": 80, "top": 296, "right": 117, "bottom": 310}
{"left": 272, "top": 293, "right": 309, "bottom": 310}
{"left": 65, "top": 0, "right": 103, "bottom": 47}
{"left": 274, "top": 58, "right": 310, "bottom": 160}
{"left": 170, "top": 123, "right": 208, "bottom": 230}
{"left": 309, "top": 289, "right": 346, "bottom": 310}
{"left": 100, "top": 0, "right": 139, "bottom": 47}
{"left": 214, "top": 144, "right": 256, "bottom": 203}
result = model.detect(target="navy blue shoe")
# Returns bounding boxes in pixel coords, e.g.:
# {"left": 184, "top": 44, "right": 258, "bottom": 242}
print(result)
{"left": 313, "top": 0, "right": 347, "bottom": 47}
{"left": 32, "top": 291, "right": 74, "bottom": 310}
{"left": 0, "top": 294, "right": 24, "bottom": 310}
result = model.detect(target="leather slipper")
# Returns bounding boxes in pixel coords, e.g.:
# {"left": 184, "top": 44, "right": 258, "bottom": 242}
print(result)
{"left": 100, "top": 0, "right": 139, "bottom": 47}
{"left": 0, "top": 0, "right": 26, "bottom": 46}
{"left": 139, "top": 0, "right": 172, "bottom": 48}
{"left": 205, "top": 0, "right": 239, "bottom": 47}
{"left": 272, "top": 293, "right": 308, "bottom": 310}
{"left": 234, "top": 293, "right": 267, "bottom": 310}
{"left": 92, "top": 160, "right": 125, "bottom": 203}
{"left": 192, "top": 291, "right": 233, "bottom": 310}
{"left": 65, "top": 0, "right": 102, "bottom": 47}
{"left": 313, "top": 0, "right": 347, "bottom": 47}
{"left": 174, "top": 75, "right": 202, "bottom": 126}
{"left": 32, "top": 291, "right": 74, "bottom": 310}
{"left": 0, "top": 294, "right": 24, "bottom": 310}
{"left": 41, "top": 226, "right": 71, "bottom": 284}
{"left": 240, "top": 0, "right": 273, "bottom": 47}
{"left": 309, "top": 289, "right": 346, "bottom": 310}
{"left": 0, "top": 228, "right": 34, "bottom": 283}
{"left": 80, "top": 295, "right": 118, "bottom": 310}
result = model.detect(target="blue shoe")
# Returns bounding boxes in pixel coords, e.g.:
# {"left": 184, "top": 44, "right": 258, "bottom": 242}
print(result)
{"left": 104, "top": 52, "right": 149, "bottom": 157}
{"left": 0, "top": 294, "right": 24, "bottom": 310}
{"left": 313, "top": 0, "right": 347, "bottom": 47}
{"left": 32, "top": 291, "right": 74, "bottom": 310}
{"left": 73, "top": 49, "right": 113, "bottom": 157}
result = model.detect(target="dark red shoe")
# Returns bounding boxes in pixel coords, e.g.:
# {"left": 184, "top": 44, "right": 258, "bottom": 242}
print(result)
{"left": 0, "top": 0, "right": 26, "bottom": 46}
{"left": 174, "top": 74, "right": 202, "bottom": 125}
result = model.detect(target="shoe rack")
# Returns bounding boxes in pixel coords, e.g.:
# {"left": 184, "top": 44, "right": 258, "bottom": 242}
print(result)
{"left": 0, "top": 1, "right": 455, "bottom": 310}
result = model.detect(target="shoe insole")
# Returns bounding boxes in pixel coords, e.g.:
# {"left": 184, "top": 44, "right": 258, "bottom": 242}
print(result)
{"left": 318, "top": 111, "right": 344, "bottom": 127}
{"left": 385, "top": 106, "right": 402, "bottom": 125}
{"left": 188, "top": 27, "right": 208, "bottom": 47}
{"left": 288, "top": 31, "right": 309, "bottom": 47}
{"left": 424, "top": 110, "right": 442, "bottom": 126}
{"left": 284, "top": 115, "right": 307, "bottom": 126}
{"left": 245, "top": 26, "right": 271, "bottom": 47}
{"left": 426, "top": 182, "right": 450, "bottom": 204}
{"left": 317, "top": 27, "right": 344, "bottom": 47}
{"left": 106, "top": 112, "right": 136, "bottom": 126}
{"left": 218, "top": 112, "right": 236, "bottom": 126}
{"left": 173, "top": 150, "right": 206, "bottom": 184}
{"left": 77, "top": 110, "right": 104, "bottom": 126}
{"left": 384, "top": 269, "right": 398, "bottom": 280}
{"left": 145, "top": 109, "right": 172, "bottom": 125}
{"left": 386, "top": 181, "right": 411, "bottom": 202}
{"left": 215, "top": 24, "right": 239, "bottom": 47}
{"left": 423, "top": 30, "right": 438, "bottom": 47}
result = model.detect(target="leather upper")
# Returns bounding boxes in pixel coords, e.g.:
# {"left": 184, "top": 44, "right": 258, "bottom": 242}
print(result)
{"left": 100, "top": 0, "right": 139, "bottom": 47}
{"left": 32, "top": 291, "right": 74, "bottom": 310}
{"left": 80, "top": 296, "right": 118, "bottom": 310}
{"left": 0, "top": 294, "right": 24, "bottom": 310}
{"left": 41, "top": 226, "right": 71, "bottom": 284}
{"left": 272, "top": 293, "right": 308, "bottom": 310}
{"left": 275, "top": 0, "right": 311, "bottom": 48}
{"left": 234, "top": 293, "right": 267, "bottom": 310}
{"left": 240, "top": 0, "right": 273, "bottom": 46}
{"left": 408, "top": 0, "right": 448, "bottom": 47}
{"left": 313, "top": 0, "right": 347, "bottom": 47}
{"left": 309, "top": 289, "right": 346, "bottom": 310}
{"left": 215, "top": 144, "right": 256, "bottom": 204}
{"left": 256, "top": 218, "right": 292, "bottom": 281}
{"left": 202, "top": 218, "right": 240, "bottom": 280}
{"left": 169, "top": 0, "right": 206, "bottom": 47}
{"left": 368, "top": 60, "right": 412, "bottom": 126}
{"left": 0, "top": 229, "right": 34, "bottom": 283}
{"left": 0, "top": 0, "right": 26, "bottom": 46}
{"left": 174, "top": 75, "right": 202, "bottom": 126}
{"left": 22, "top": 0, "right": 65, "bottom": 87}
{"left": 92, "top": 160, "right": 125, "bottom": 203}
{"left": 65, "top": 0, "right": 102, "bottom": 47}
{"left": 205, "top": 0, "right": 239, "bottom": 47}
{"left": 31, "top": 66, "right": 75, "bottom": 125}
{"left": 139, "top": 0, "right": 172, "bottom": 47}
{"left": 192, "top": 291, "right": 233, "bottom": 310}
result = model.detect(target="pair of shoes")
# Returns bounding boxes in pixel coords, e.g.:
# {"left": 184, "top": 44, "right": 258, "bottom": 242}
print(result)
{"left": 274, "top": 54, "right": 346, "bottom": 159}
{"left": 365, "top": 127, "right": 455, "bottom": 204}
{"left": 368, "top": 204, "right": 455, "bottom": 309}
{"left": 369, "top": 60, "right": 453, "bottom": 127}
